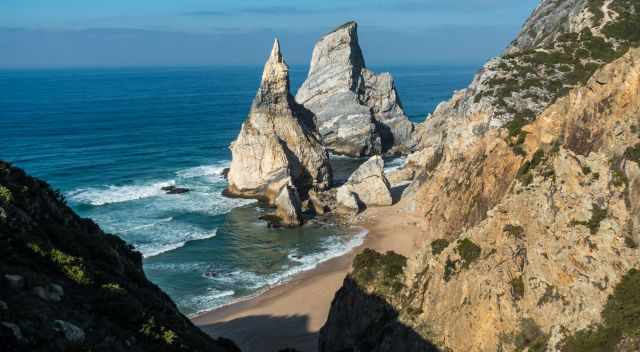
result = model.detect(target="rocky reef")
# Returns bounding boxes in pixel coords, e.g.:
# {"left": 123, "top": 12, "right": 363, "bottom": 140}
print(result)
{"left": 0, "top": 161, "right": 239, "bottom": 352}
{"left": 296, "top": 21, "right": 415, "bottom": 157}
{"left": 321, "top": 1, "right": 640, "bottom": 351}
{"left": 226, "top": 38, "right": 332, "bottom": 214}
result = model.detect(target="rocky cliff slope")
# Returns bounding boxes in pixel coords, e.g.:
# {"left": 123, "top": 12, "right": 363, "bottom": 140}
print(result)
{"left": 408, "top": 0, "right": 640, "bottom": 178}
{"left": 0, "top": 161, "right": 239, "bottom": 352}
{"left": 296, "top": 22, "right": 415, "bottom": 157}
{"left": 321, "top": 1, "right": 640, "bottom": 351}
{"left": 226, "top": 39, "right": 332, "bottom": 210}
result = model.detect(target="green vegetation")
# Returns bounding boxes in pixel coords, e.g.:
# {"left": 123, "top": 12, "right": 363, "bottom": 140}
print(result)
{"left": 623, "top": 144, "right": 640, "bottom": 164}
{"left": 352, "top": 249, "right": 407, "bottom": 294}
{"left": 101, "top": 283, "right": 126, "bottom": 294}
{"left": 603, "top": 0, "right": 640, "bottom": 46}
{"left": 504, "top": 224, "right": 525, "bottom": 239}
{"left": 431, "top": 239, "right": 450, "bottom": 255}
{"left": 455, "top": 238, "right": 481, "bottom": 269}
{"left": 571, "top": 203, "right": 608, "bottom": 235}
{"left": 624, "top": 236, "right": 638, "bottom": 249}
{"left": 0, "top": 185, "right": 13, "bottom": 204}
{"left": 27, "top": 242, "right": 93, "bottom": 286}
{"left": 515, "top": 318, "right": 548, "bottom": 352}
{"left": 537, "top": 284, "right": 563, "bottom": 306}
{"left": 511, "top": 276, "right": 525, "bottom": 301}
{"left": 610, "top": 159, "right": 629, "bottom": 187}
{"left": 443, "top": 258, "right": 457, "bottom": 282}
{"left": 140, "top": 317, "right": 177, "bottom": 345}
{"left": 504, "top": 117, "right": 529, "bottom": 154}
{"left": 488, "top": 0, "right": 640, "bottom": 124}
{"left": 516, "top": 148, "right": 550, "bottom": 186}
{"left": 562, "top": 269, "right": 640, "bottom": 351}
{"left": 50, "top": 249, "right": 92, "bottom": 285}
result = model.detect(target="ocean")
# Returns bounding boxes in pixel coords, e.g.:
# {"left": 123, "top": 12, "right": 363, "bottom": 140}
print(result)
{"left": 0, "top": 64, "right": 476, "bottom": 316}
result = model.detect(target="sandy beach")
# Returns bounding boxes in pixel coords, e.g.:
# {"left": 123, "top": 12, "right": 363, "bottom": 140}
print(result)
{"left": 192, "top": 205, "right": 426, "bottom": 352}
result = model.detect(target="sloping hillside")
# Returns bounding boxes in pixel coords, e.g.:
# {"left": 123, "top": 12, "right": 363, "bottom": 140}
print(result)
{"left": 0, "top": 161, "right": 239, "bottom": 352}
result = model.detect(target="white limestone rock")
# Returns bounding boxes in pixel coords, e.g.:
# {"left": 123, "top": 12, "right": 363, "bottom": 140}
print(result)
{"left": 226, "top": 39, "right": 332, "bottom": 204}
{"left": 296, "top": 21, "right": 415, "bottom": 156}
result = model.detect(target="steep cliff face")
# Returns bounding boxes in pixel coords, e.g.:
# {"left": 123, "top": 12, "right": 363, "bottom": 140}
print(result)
{"left": 227, "top": 39, "right": 332, "bottom": 206}
{"left": 410, "top": 0, "right": 640, "bottom": 170}
{"left": 296, "top": 22, "right": 415, "bottom": 157}
{"left": 0, "top": 161, "right": 239, "bottom": 352}
{"left": 322, "top": 1, "right": 640, "bottom": 351}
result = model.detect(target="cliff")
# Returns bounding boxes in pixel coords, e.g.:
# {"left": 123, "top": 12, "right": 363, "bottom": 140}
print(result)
{"left": 0, "top": 161, "right": 240, "bottom": 352}
{"left": 226, "top": 39, "right": 332, "bottom": 210}
{"left": 296, "top": 21, "right": 415, "bottom": 157}
{"left": 321, "top": 1, "right": 640, "bottom": 351}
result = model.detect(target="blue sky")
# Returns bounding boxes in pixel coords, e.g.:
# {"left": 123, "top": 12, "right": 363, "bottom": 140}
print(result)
{"left": 1, "top": 0, "right": 541, "bottom": 67}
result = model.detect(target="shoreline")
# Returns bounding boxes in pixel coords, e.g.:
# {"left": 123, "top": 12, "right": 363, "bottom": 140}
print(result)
{"left": 192, "top": 205, "right": 426, "bottom": 352}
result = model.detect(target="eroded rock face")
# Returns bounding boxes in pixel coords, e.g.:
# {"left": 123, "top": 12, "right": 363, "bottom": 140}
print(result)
{"left": 227, "top": 39, "right": 332, "bottom": 204}
{"left": 322, "top": 47, "right": 640, "bottom": 352}
{"left": 296, "top": 22, "right": 415, "bottom": 156}
{"left": 275, "top": 182, "right": 303, "bottom": 227}
{"left": 340, "top": 156, "right": 392, "bottom": 207}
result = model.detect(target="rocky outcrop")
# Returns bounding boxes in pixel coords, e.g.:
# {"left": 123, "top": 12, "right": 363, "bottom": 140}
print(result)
{"left": 226, "top": 39, "right": 332, "bottom": 204}
{"left": 339, "top": 156, "right": 392, "bottom": 207}
{"left": 323, "top": 44, "right": 640, "bottom": 352}
{"left": 296, "top": 21, "right": 415, "bottom": 156}
{"left": 335, "top": 186, "right": 360, "bottom": 215}
{"left": 322, "top": 1, "right": 640, "bottom": 350}
{"left": 274, "top": 181, "right": 303, "bottom": 227}
{"left": 0, "top": 161, "right": 239, "bottom": 352}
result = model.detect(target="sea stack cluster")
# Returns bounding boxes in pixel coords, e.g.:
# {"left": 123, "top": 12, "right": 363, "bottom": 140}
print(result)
{"left": 296, "top": 21, "right": 415, "bottom": 157}
{"left": 225, "top": 39, "right": 332, "bottom": 226}
{"left": 226, "top": 22, "right": 406, "bottom": 226}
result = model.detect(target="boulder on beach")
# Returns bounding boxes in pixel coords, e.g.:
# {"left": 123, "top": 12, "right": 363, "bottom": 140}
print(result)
{"left": 226, "top": 38, "right": 332, "bottom": 205}
{"left": 296, "top": 21, "right": 415, "bottom": 157}
{"left": 339, "top": 155, "right": 392, "bottom": 207}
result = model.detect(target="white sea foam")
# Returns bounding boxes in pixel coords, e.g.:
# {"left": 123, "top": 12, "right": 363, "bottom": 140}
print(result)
{"left": 206, "top": 227, "right": 368, "bottom": 290}
{"left": 176, "top": 162, "right": 229, "bottom": 179}
{"left": 384, "top": 157, "right": 406, "bottom": 173}
{"left": 139, "top": 229, "right": 218, "bottom": 258}
{"left": 68, "top": 180, "right": 175, "bottom": 206}
{"left": 120, "top": 217, "right": 173, "bottom": 233}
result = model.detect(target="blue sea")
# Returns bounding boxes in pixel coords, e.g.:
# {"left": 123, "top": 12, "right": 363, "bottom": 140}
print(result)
{"left": 0, "top": 65, "right": 476, "bottom": 316}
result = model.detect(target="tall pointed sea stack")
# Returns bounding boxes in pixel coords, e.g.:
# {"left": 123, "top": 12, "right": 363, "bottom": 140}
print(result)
{"left": 226, "top": 39, "right": 332, "bottom": 206}
{"left": 296, "top": 21, "right": 415, "bottom": 156}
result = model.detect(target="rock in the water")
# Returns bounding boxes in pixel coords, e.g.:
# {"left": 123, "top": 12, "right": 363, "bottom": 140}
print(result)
{"left": 161, "top": 185, "right": 190, "bottom": 194}
{"left": 53, "top": 320, "right": 85, "bottom": 344}
{"left": 341, "top": 156, "right": 392, "bottom": 207}
{"left": 4, "top": 274, "right": 24, "bottom": 290}
{"left": 0, "top": 300, "right": 7, "bottom": 310}
{"left": 227, "top": 38, "right": 332, "bottom": 204}
{"left": 275, "top": 181, "right": 304, "bottom": 227}
{"left": 33, "top": 284, "right": 64, "bottom": 302}
{"left": 296, "top": 21, "right": 414, "bottom": 156}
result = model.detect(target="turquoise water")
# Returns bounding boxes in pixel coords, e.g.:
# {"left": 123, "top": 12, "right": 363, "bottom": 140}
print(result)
{"left": 0, "top": 65, "right": 476, "bottom": 315}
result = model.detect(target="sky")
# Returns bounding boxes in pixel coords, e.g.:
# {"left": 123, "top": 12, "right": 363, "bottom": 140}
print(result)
{"left": 0, "top": 0, "right": 541, "bottom": 68}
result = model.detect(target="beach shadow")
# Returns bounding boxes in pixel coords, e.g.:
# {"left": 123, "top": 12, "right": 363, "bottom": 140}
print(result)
{"left": 390, "top": 183, "right": 410, "bottom": 204}
{"left": 319, "top": 277, "right": 440, "bottom": 352}
{"left": 199, "top": 314, "right": 316, "bottom": 352}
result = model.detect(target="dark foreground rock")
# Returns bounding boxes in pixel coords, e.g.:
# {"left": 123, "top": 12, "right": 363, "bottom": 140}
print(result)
{"left": 0, "top": 161, "right": 239, "bottom": 352}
